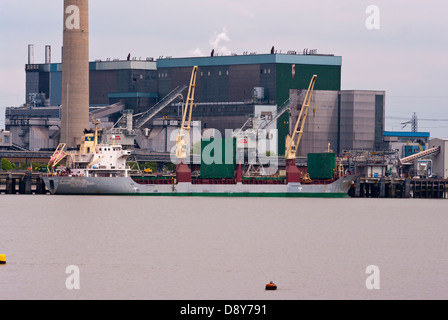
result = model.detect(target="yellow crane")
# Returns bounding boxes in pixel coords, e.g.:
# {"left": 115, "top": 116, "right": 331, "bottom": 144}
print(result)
{"left": 175, "top": 66, "right": 198, "bottom": 182}
{"left": 284, "top": 75, "right": 317, "bottom": 182}
{"left": 285, "top": 75, "right": 317, "bottom": 160}
{"left": 176, "top": 66, "right": 198, "bottom": 160}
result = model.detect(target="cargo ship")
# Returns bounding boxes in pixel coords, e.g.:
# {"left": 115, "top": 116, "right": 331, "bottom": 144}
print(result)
{"left": 41, "top": 69, "right": 355, "bottom": 197}
{"left": 41, "top": 134, "right": 354, "bottom": 198}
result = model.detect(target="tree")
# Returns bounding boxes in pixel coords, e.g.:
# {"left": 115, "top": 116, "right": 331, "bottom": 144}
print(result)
{"left": 1, "top": 158, "right": 16, "bottom": 171}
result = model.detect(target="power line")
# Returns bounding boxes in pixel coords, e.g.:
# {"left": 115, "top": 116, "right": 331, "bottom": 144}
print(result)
{"left": 388, "top": 96, "right": 448, "bottom": 98}
{"left": 386, "top": 116, "right": 448, "bottom": 122}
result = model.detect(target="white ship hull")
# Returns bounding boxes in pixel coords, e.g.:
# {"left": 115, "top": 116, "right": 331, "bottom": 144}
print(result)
{"left": 42, "top": 175, "right": 355, "bottom": 198}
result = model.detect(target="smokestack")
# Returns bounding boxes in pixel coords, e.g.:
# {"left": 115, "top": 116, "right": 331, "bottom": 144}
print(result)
{"left": 61, "top": 0, "right": 90, "bottom": 148}
{"left": 28, "top": 44, "right": 34, "bottom": 65}
{"left": 45, "top": 45, "right": 51, "bottom": 64}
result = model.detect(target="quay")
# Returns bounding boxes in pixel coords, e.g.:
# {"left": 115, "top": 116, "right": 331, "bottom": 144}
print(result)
{"left": 0, "top": 172, "right": 47, "bottom": 195}
{"left": 1, "top": 171, "right": 447, "bottom": 199}
{"left": 349, "top": 177, "right": 448, "bottom": 199}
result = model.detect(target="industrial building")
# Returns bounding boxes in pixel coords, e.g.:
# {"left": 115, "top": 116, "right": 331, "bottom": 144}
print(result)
{"left": 429, "top": 138, "right": 448, "bottom": 179}
{"left": 383, "top": 131, "right": 431, "bottom": 158}
{"left": 19, "top": 49, "right": 343, "bottom": 150}
{"left": 5, "top": 43, "right": 391, "bottom": 157}
{"left": 26, "top": 55, "right": 158, "bottom": 114}
{"left": 291, "top": 89, "right": 385, "bottom": 156}
{"left": 156, "top": 54, "right": 342, "bottom": 151}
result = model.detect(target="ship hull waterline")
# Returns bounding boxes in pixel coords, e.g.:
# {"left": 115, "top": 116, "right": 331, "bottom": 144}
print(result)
{"left": 42, "top": 175, "right": 356, "bottom": 198}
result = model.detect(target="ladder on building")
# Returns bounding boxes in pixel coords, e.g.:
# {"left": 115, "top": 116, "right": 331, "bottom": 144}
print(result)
{"left": 134, "top": 85, "right": 188, "bottom": 129}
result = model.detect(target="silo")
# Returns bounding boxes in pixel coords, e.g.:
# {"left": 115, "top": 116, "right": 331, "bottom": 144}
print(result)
{"left": 28, "top": 44, "right": 34, "bottom": 64}
{"left": 45, "top": 45, "right": 51, "bottom": 64}
{"left": 61, "top": 0, "right": 89, "bottom": 148}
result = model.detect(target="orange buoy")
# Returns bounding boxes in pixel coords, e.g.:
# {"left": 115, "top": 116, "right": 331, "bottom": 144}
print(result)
{"left": 265, "top": 281, "right": 277, "bottom": 290}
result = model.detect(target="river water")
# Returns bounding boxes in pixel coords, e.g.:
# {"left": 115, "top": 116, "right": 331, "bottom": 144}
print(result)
{"left": 0, "top": 195, "right": 447, "bottom": 300}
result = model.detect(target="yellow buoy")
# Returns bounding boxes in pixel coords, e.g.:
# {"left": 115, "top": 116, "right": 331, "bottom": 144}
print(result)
{"left": 0, "top": 254, "right": 6, "bottom": 264}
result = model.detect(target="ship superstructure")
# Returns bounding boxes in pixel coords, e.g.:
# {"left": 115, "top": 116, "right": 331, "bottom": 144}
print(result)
{"left": 47, "top": 119, "right": 131, "bottom": 179}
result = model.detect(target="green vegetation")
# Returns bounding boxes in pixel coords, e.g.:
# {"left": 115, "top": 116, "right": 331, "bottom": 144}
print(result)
{"left": 0, "top": 159, "right": 48, "bottom": 172}
{"left": 141, "top": 162, "right": 157, "bottom": 173}
{"left": 0, "top": 158, "right": 15, "bottom": 171}
{"left": 166, "top": 162, "right": 176, "bottom": 172}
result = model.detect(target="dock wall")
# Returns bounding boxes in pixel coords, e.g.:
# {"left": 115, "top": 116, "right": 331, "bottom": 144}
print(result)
{"left": 0, "top": 172, "right": 48, "bottom": 195}
{"left": 349, "top": 177, "right": 448, "bottom": 199}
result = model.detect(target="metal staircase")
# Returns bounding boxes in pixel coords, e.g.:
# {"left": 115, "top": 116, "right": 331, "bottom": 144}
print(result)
{"left": 134, "top": 85, "right": 188, "bottom": 129}
{"left": 258, "top": 90, "right": 306, "bottom": 130}
{"left": 235, "top": 89, "right": 307, "bottom": 135}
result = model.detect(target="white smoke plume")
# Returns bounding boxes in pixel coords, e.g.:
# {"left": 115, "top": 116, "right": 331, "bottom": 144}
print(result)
{"left": 210, "top": 28, "right": 231, "bottom": 55}
{"left": 190, "top": 28, "right": 231, "bottom": 57}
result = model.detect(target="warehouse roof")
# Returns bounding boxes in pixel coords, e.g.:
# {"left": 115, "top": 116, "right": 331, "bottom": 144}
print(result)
{"left": 25, "top": 53, "right": 341, "bottom": 72}
{"left": 157, "top": 53, "right": 342, "bottom": 68}
{"left": 26, "top": 60, "right": 157, "bottom": 72}
{"left": 383, "top": 131, "right": 430, "bottom": 138}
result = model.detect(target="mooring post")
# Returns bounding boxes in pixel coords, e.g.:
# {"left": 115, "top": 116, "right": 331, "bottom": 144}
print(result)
{"left": 6, "top": 173, "right": 15, "bottom": 194}
{"left": 24, "top": 172, "right": 32, "bottom": 194}
{"left": 354, "top": 176, "right": 360, "bottom": 198}
{"left": 390, "top": 182, "right": 396, "bottom": 198}
{"left": 404, "top": 178, "right": 411, "bottom": 198}
{"left": 379, "top": 177, "right": 386, "bottom": 198}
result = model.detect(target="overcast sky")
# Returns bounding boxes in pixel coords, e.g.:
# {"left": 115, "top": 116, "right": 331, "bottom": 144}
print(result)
{"left": 1, "top": 0, "right": 447, "bottom": 138}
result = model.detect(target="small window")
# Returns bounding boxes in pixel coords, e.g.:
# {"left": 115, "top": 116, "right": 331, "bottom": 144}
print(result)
{"left": 219, "top": 71, "right": 222, "bottom": 76}
{"left": 226, "top": 71, "right": 229, "bottom": 76}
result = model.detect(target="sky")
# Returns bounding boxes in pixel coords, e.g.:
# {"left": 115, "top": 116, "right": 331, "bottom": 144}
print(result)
{"left": 0, "top": 0, "right": 447, "bottom": 138}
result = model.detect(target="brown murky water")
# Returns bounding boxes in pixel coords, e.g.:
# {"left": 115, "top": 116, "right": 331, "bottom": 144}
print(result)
{"left": 1, "top": 195, "right": 447, "bottom": 300}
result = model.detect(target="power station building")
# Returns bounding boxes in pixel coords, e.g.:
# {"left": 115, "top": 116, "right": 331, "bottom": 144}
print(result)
{"left": 5, "top": 47, "right": 385, "bottom": 155}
